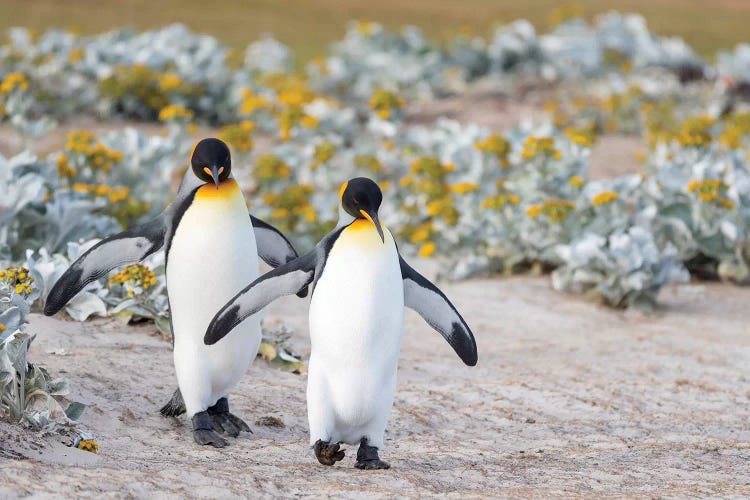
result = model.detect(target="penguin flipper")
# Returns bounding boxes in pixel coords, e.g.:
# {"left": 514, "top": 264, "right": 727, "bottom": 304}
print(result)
{"left": 250, "top": 214, "right": 308, "bottom": 298}
{"left": 399, "top": 256, "right": 478, "bottom": 366}
{"left": 205, "top": 253, "right": 316, "bottom": 346}
{"left": 44, "top": 216, "right": 166, "bottom": 316}
{"left": 250, "top": 215, "right": 299, "bottom": 268}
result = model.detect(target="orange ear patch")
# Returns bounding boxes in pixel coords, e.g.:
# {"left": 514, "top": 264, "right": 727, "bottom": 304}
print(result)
{"left": 339, "top": 181, "right": 348, "bottom": 203}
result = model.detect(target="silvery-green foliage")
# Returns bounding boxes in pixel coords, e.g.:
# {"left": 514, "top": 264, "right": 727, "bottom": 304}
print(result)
{"left": 25, "top": 241, "right": 109, "bottom": 321}
{"left": 640, "top": 142, "right": 750, "bottom": 281}
{"left": 551, "top": 227, "right": 689, "bottom": 308}
{"left": 307, "top": 21, "right": 443, "bottom": 101}
{"left": 0, "top": 331, "right": 82, "bottom": 431}
{"left": 244, "top": 36, "right": 293, "bottom": 75}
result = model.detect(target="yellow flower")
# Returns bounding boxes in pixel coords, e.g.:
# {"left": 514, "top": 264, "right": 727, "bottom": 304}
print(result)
{"left": 68, "top": 48, "right": 84, "bottom": 63}
{"left": 521, "top": 136, "right": 562, "bottom": 160}
{"left": 158, "top": 73, "right": 182, "bottom": 92}
{"left": 568, "top": 176, "right": 585, "bottom": 188}
{"left": 240, "top": 88, "right": 269, "bottom": 115}
{"left": 218, "top": 122, "right": 255, "bottom": 153}
{"left": 687, "top": 179, "right": 732, "bottom": 207}
{"left": 109, "top": 264, "right": 156, "bottom": 292}
{"left": 481, "top": 194, "right": 519, "bottom": 209}
{"left": 409, "top": 223, "right": 433, "bottom": 244}
{"left": 311, "top": 142, "right": 337, "bottom": 169}
{"left": 526, "top": 199, "right": 575, "bottom": 222}
{"left": 357, "top": 20, "right": 377, "bottom": 35}
{"left": 564, "top": 127, "right": 596, "bottom": 148}
{"left": 254, "top": 154, "right": 291, "bottom": 182}
{"left": 592, "top": 191, "right": 619, "bottom": 206}
{"left": 676, "top": 115, "right": 715, "bottom": 148}
{"left": 300, "top": 114, "right": 319, "bottom": 128}
{"left": 369, "top": 89, "right": 404, "bottom": 120}
{"left": 77, "top": 439, "right": 98, "bottom": 454}
{"left": 354, "top": 155, "right": 384, "bottom": 173}
{"left": 0, "top": 323, "right": 5, "bottom": 332}
{"left": 158, "top": 104, "right": 193, "bottom": 122}
{"left": 56, "top": 155, "right": 77, "bottom": 178}
{"left": 0, "top": 72, "right": 29, "bottom": 94}
{"left": 418, "top": 242, "right": 436, "bottom": 258}
{"left": 449, "top": 183, "right": 479, "bottom": 195}
{"left": 475, "top": 134, "right": 511, "bottom": 165}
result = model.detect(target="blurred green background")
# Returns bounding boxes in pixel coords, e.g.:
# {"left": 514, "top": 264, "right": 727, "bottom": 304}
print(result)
{"left": 0, "top": 0, "right": 747, "bottom": 61}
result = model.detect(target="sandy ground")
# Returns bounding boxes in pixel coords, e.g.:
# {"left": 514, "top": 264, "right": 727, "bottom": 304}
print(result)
{"left": 2, "top": 272, "right": 750, "bottom": 498}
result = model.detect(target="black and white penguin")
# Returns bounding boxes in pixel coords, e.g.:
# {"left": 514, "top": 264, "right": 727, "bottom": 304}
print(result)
{"left": 44, "top": 138, "right": 304, "bottom": 448}
{"left": 204, "top": 177, "right": 477, "bottom": 468}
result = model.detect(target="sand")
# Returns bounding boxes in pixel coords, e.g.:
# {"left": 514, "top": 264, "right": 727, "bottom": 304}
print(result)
{"left": 2, "top": 271, "right": 750, "bottom": 498}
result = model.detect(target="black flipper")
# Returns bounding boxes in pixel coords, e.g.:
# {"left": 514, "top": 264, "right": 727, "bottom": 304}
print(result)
{"left": 160, "top": 388, "right": 186, "bottom": 417}
{"left": 204, "top": 252, "right": 317, "bottom": 346}
{"left": 250, "top": 214, "right": 308, "bottom": 298}
{"left": 44, "top": 216, "right": 166, "bottom": 316}
{"left": 400, "top": 256, "right": 478, "bottom": 366}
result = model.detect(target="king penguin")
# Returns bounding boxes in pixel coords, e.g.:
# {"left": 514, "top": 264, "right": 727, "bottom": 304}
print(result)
{"left": 44, "top": 138, "right": 305, "bottom": 448}
{"left": 204, "top": 177, "right": 478, "bottom": 468}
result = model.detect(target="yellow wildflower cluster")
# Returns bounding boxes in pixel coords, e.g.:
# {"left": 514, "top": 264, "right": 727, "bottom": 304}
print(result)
{"left": 369, "top": 89, "right": 405, "bottom": 120}
{"left": 0, "top": 323, "right": 5, "bottom": 332}
{"left": 262, "top": 184, "right": 317, "bottom": 230}
{"left": 99, "top": 64, "right": 203, "bottom": 114}
{"left": 526, "top": 199, "right": 576, "bottom": 222}
{"left": 676, "top": 116, "right": 714, "bottom": 148}
{"left": 418, "top": 241, "right": 436, "bottom": 258}
{"left": 109, "top": 264, "right": 158, "bottom": 295}
{"left": 73, "top": 183, "right": 130, "bottom": 203}
{"left": 592, "top": 191, "right": 619, "bottom": 206}
{"left": 64, "top": 130, "right": 124, "bottom": 172}
{"left": 475, "top": 134, "right": 511, "bottom": 166}
{"left": 158, "top": 73, "right": 182, "bottom": 92}
{"left": 218, "top": 121, "right": 255, "bottom": 153}
{"left": 77, "top": 439, "right": 99, "bottom": 453}
{"left": 310, "top": 141, "right": 337, "bottom": 169}
{"left": 568, "top": 175, "right": 585, "bottom": 188}
{"left": 240, "top": 88, "right": 270, "bottom": 115}
{"left": 158, "top": 104, "right": 194, "bottom": 122}
{"left": 426, "top": 195, "right": 459, "bottom": 224}
{"left": 278, "top": 105, "right": 318, "bottom": 141}
{"left": 354, "top": 154, "right": 384, "bottom": 173}
{"left": 719, "top": 112, "right": 750, "bottom": 149}
{"left": 356, "top": 20, "right": 378, "bottom": 36}
{"left": 0, "top": 266, "right": 34, "bottom": 295}
{"left": 57, "top": 155, "right": 77, "bottom": 178}
{"left": 408, "top": 221, "right": 434, "bottom": 244}
{"left": 564, "top": 126, "right": 597, "bottom": 148}
{"left": 521, "top": 136, "right": 562, "bottom": 160}
{"left": 254, "top": 154, "right": 291, "bottom": 183}
{"left": 687, "top": 179, "right": 734, "bottom": 208}
{"left": 481, "top": 193, "right": 520, "bottom": 209}
{"left": 0, "top": 72, "right": 29, "bottom": 94}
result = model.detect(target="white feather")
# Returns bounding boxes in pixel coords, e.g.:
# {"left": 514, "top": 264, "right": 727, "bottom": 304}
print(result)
{"left": 307, "top": 223, "right": 403, "bottom": 448}
{"left": 167, "top": 185, "right": 262, "bottom": 417}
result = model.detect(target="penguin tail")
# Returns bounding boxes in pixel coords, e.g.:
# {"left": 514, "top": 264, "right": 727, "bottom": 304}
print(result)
{"left": 159, "top": 388, "right": 186, "bottom": 417}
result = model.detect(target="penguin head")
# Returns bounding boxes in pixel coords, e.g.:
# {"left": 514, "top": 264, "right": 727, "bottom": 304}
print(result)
{"left": 340, "top": 177, "right": 384, "bottom": 243}
{"left": 191, "top": 138, "right": 231, "bottom": 189}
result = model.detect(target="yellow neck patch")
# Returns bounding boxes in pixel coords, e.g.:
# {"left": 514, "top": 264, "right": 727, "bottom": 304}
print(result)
{"left": 343, "top": 218, "right": 387, "bottom": 246}
{"left": 195, "top": 178, "right": 240, "bottom": 201}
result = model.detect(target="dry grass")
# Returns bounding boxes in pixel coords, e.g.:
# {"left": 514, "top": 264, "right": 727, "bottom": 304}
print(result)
{"left": 0, "top": 0, "right": 747, "bottom": 62}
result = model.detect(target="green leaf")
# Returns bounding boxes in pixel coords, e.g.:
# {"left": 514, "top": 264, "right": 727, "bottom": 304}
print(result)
{"left": 65, "top": 402, "right": 86, "bottom": 421}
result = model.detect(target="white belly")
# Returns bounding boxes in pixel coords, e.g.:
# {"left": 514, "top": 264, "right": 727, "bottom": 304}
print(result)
{"left": 166, "top": 181, "right": 261, "bottom": 416}
{"left": 307, "top": 221, "right": 404, "bottom": 446}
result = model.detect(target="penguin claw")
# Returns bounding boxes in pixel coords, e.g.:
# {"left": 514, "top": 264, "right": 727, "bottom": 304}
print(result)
{"left": 207, "top": 398, "right": 252, "bottom": 437}
{"left": 193, "top": 428, "right": 228, "bottom": 448}
{"left": 354, "top": 459, "right": 391, "bottom": 470}
{"left": 313, "top": 439, "right": 345, "bottom": 466}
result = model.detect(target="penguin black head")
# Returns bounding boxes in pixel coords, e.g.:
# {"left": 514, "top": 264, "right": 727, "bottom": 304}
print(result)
{"left": 340, "top": 177, "right": 384, "bottom": 243}
{"left": 191, "top": 138, "right": 231, "bottom": 189}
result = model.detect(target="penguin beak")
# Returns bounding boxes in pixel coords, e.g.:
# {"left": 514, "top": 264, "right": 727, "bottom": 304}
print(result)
{"left": 360, "top": 209, "right": 384, "bottom": 243}
{"left": 210, "top": 165, "right": 221, "bottom": 189}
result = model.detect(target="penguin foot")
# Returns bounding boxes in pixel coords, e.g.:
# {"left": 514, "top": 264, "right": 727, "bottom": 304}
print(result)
{"left": 354, "top": 438, "right": 390, "bottom": 470}
{"left": 207, "top": 397, "right": 252, "bottom": 438}
{"left": 313, "top": 439, "right": 345, "bottom": 466}
{"left": 192, "top": 411, "right": 228, "bottom": 448}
